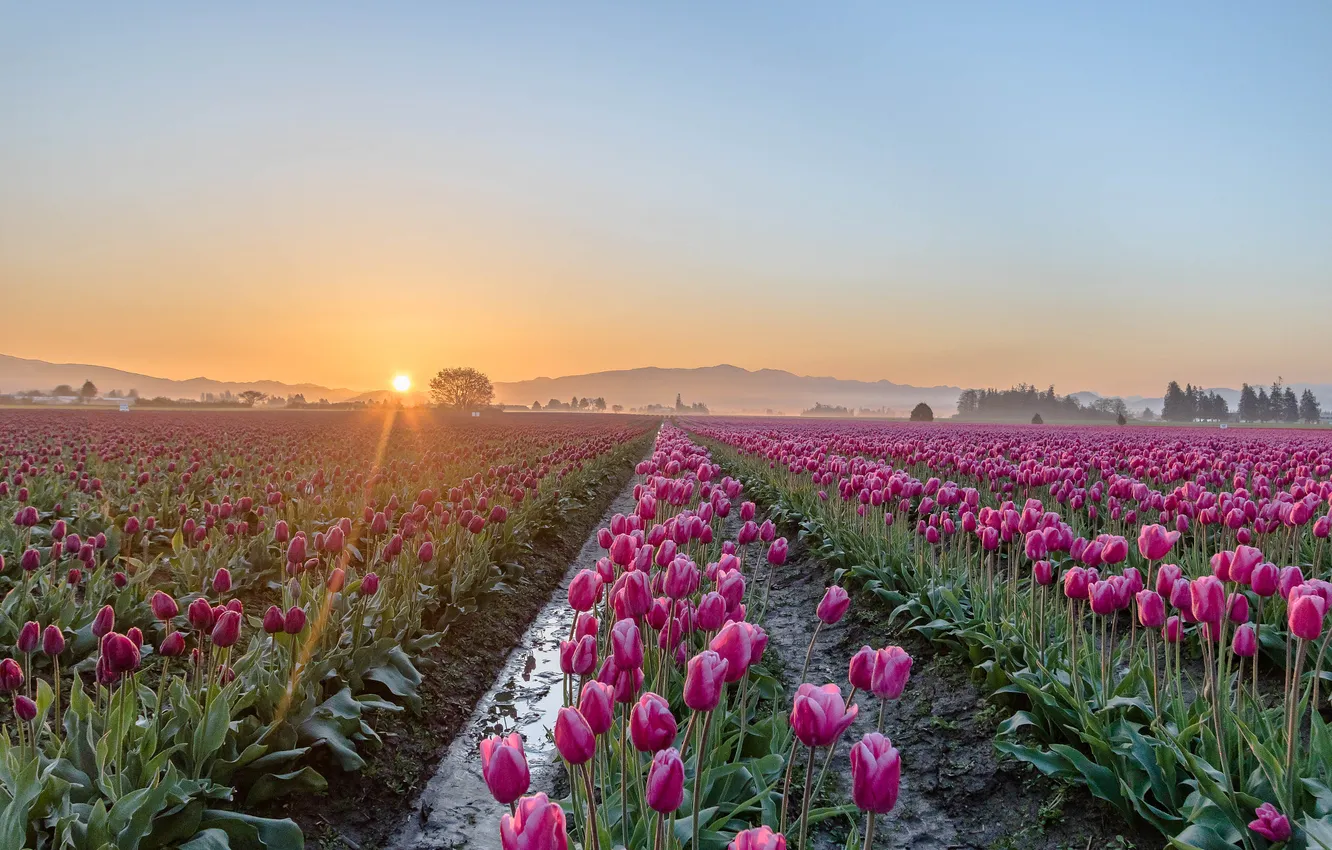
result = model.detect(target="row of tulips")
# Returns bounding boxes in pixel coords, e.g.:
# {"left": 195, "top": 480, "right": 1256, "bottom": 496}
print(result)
{"left": 0, "top": 409, "right": 653, "bottom": 849}
{"left": 688, "top": 418, "right": 1332, "bottom": 850}
{"left": 476, "top": 425, "right": 912, "bottom": 850}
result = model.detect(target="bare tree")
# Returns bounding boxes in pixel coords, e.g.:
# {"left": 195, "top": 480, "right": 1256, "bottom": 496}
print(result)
{"left": 429, "top": 367, "right": 494, "bottom": 410}
{"left": 239, "top": 390, "right": 267, "bottom": 406}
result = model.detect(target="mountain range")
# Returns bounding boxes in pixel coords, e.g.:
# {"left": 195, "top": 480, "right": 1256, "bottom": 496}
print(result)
{"left": 3, "top": 354, "right": 1329, "bottom": 417}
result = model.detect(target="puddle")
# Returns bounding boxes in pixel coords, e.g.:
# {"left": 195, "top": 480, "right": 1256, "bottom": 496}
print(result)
{"left": 385, "top": 478, "right": 642, "bottom": 850}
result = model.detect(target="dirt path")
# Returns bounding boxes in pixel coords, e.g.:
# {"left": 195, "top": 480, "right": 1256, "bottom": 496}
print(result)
{"left": 764, "top": 538, "right": 1158, "bottom": 850}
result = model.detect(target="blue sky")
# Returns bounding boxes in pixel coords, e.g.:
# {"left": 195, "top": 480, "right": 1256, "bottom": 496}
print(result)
{"left": 1, "top": 2, "right": 1329, "bottom": 394}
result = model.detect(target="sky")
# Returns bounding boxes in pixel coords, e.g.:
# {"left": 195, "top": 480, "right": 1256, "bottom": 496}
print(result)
{"left": 2, "top": 1, "right": 1330, "bottom": 396}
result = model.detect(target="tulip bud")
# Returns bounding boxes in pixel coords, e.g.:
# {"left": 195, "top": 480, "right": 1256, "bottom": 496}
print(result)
{"left": 553, "top": 707, "right": 596, "bottom": 765}
{"left": 211, "top": 610, "right": 242, "bottom": 647}
{"left": 284, "top": 606, "right": 307, "bottom": 634}
{"left": 848, "top": 645, "right": 875, "bottom": 691}
{"left": 159, "top": 631, "right": 186, "bottom": 657}
{"left": 683, "top": 650, "right": 728, "bottom": 712}
{"left": 646, "top": 748, "right": 686, "bottom": 813}
{"left": 211, "top": 568, "right": 232, "bottom": 595}
{"left": 17, "top": 621, "right": 39, "bottom": 654}
{"left": 361, "top": 572, "right": 380, "bottom": 595}
{"left": 151, "top": 591, "right": 179, "bottom": 621}
{"left": 1232, "top": 623, "right": 1257, "bottom": 657}
{"left": 263, "top": 605, "right": 285, "bottom": 634}
{"left": 578, "top": 680, "right": 615, "bottom": 736}
{"left": 92, "top": 605, "right": 115, "bottom": 639}
{"left": 14, "top": 695, "right": 36, "bottom": 723}
{"left": 816, "top": 585, "right": 851, "bottom": 625}
{"left": 42, "top": 625, "right": 64, "bottom": 657}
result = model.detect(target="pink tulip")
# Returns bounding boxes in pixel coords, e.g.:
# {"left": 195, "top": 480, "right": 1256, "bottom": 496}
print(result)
{"left": 1190, "top": 576, "right": 1224, "bottom": 624}
{"left": 1248, "top": 802, "right": 1291, "bottom": 842}
{"left": 710, "top": 621, "right": 756, "bottom": 683}
{"left": 559, "top": 635, "right": 598, "bottom": 677}
{"left": 284, "top": 606, "right": 307, "bottom": 634}
{"left": 553, "top": 707, "right": 596, "bottom": 765}
{"left": 630, "top": 692, "right": 678, "bottom": 752}
{"left": 1289, "top": 594, "right": 1325, "bottom": 641}
{"left": 1136, "top": 524, "right": 1179, "bottom": 561}
{"left": 767, "top": 537, "right": 789, "bottom": 566}
{"left": 683, "top": 650, "right": 728, "bottom": 712}
{"left": 568, "top": 570, "right": 603, "bottom": 612}
{"left": 1136, "top": 590, "right": 1166, "bottom": 628}
{"left": 1232, "top": 623, "right": 1257, "bottom": 657}
{"left": 500, "top": 793, "right": 568, "bottom": 850}
{"left": 578, "top": 681, "right": 615, "bottom": 736}
{"left": 817, "top": 585, "right": 851, "bottom": 625}
{"left": 728, "top": 826, "right": 786, "bottom": 850}
{"left": 849, "top": 732, "right": 901, "bottom": 813}
{"left": 870, "top": 646, "right": 912, "bottom": 700}
{"left": 848, "top": 645, "right": 875, "bottom": 691}
{"left": 480, "top": 732, "right": 531, "bottom": 804}
{"left": 791, "top": 683, "right": 858, "bottom": 747}
{"left": 645, "top": 747, "right": 685, "bottom": 813}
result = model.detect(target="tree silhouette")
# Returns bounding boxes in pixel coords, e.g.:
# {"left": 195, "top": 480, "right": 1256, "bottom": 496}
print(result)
{"left": 910, "top": 402, "right": 934, "bottom": 422}
{"left": 429, "top": 367, "right": 495, "bottom": 410}
{"left": 79, "top": 380, "right": 98, "bottom": 402}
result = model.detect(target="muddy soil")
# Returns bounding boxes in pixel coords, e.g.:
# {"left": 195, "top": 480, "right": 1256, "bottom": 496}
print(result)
{"left": 275, "top": 434, "right": 652, "bottom": 850}
{"left": 766, "top": 536, "right": 1161, "bottom": 850}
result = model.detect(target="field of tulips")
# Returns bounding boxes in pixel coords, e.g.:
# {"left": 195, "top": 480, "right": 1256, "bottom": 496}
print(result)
{"left": 474, "top": 424, "right": 911, "bottom": 850}
{"left": 0, "top": 408, "right": 652, "bottom": 850}
{"left": 681, "top": 418, "right": 1332, "bottom": 850}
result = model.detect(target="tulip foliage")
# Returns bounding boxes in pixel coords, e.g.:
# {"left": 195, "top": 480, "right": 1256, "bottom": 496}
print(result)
{"left": 0, "top": 409, "right": 651, "bottom": 848}
{"left": 481, "top": 425, "right": 908, "bottom": 850}
{"left": 688, "top": 418, "right": 1332, "bottom": 850}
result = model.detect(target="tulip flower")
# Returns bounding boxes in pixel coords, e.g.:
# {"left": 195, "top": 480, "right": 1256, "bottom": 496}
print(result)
{"left": 1136, "top": 590, "right": 1165, "bottom": 628}
{"left": 567, "top": 570, "right": 603, "bottom": 612}
{"left": 1232, "top": 623, "right": 1257, "bottom": 657}
{"left": 683, "top": 650, "right": 728, "bottom": 712}
{"left": 1137, "top": 524, "right": 1179, "bottom": 561}
{"left": 1251, "top": 562, "right": 1279, "bottom": 597}
{"left": 42, "top": 625, "right": 64, "bottom": 657}
{"left": 263, "top": 605, "right": 284, "bottom": 634}
{"left": 14, "top": 695, "right": 36, "bottom": 723}
{"left": 151, "top": 591, "right": 179, "bottom": 622}
{"left": 817, "top": 585, "right": 851, "bottom": 625}
{"left": 870, "top": 646, "right": 912, "bottom": 703}
{"left": 0, "top": 658, "right": 24, "bottom": 692}
{"left": 480, "top": 732, "right": 531, "bottom": 805}
{"left": 553, "top": 707, "right": 596, "bottom": 765}
{"left": 729, "top": 826, "right": 786, "bottom": 850}
{"left": 92, "top": 605, "right": 116, "bottom": 639}
{"left": 1190, "top": 576, "right": 1224, "bottom": 624}
{"left": 559, "top": 635, "right": 597, "bottom": 677}
{"left": 767, "top": 537, "right": 788, "bottom": 565}
{"left": 610, "top": 618, "right": 643, "bottom": 670}
{"left": 848, "top": 645, "right": 875, "bottom": 692}
{"left": 500, "top": 793, "right": 568, "bottom": 850}
{"left": 1248, "top": 802, "right": 1291, "bottom": 842}
{"left": 284, "top": 606, "right": 307, "bottom": 634}
{"left": 849, "top": 732, "right": 901, "bottom": 813}
{"left": 630, "top": 692, "right": 678, "bottom": 752}
{"left": 578, "top": 681, "right": 615, "bottom": 736}
{"left": 17, "top": 621, "right": 39, "bottom": 655}
{"left": 790, "top": 683, "right": 859, "bottom": 748}
{"left": 1289, "top": 594, "right": 1325, "bottom": 641}
{"left": 160, "top": 631, "right": 186, "bottom": 657}
{"left": 710, "top": 621, "right": 755, "bottom": 683}
{"left": 645, "top": 747, "right": 685, "bottom": 813}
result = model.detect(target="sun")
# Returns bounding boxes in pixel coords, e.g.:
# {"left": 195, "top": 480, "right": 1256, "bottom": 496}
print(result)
{"left": 391, "top": 374, "right": 412, "bottom": 393}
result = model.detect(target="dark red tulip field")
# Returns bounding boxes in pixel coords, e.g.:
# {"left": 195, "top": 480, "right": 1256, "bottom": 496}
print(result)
{"left": 4, "top": 410, "right": 1332, "bottom": 850}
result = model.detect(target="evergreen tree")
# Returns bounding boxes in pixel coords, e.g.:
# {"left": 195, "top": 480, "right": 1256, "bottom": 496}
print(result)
{"left": 1257, "top": 388, "right": 1271, "bottom": 421}
{"left": 1238, "top": 384, "right": 1259, "bottom": 422}
{"left": 1300, "top": 389, "right": 1321, "bottom": 423}
{"left": 1283, "top": 387, "right": 1300, "bottom": 422}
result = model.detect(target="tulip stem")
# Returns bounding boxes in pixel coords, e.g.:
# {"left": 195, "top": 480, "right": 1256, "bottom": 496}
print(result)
{"left": 799, "top": 622, "right": 823, "bottom": 685}
{"left": 862, "top": 812, "right": 876, "bottom": 850}
{"left": 798, "top": 744, "right": 817, "bottom": 850}
{"left": 583, "top": 763, "right": 601, "bottom": 850}
{"left": 691, "top": 710, "right": 713, "bottom": 850}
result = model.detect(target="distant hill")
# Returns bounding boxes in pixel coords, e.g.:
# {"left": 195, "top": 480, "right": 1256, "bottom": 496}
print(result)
{"left": 493, "top": 364, "right": 963, "bottom": 416}
{"left": 0, "top": 354, "right": 360, "bottom": 402}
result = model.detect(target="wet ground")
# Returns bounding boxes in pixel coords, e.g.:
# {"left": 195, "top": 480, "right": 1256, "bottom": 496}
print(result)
{"left": 382, "top": 480, "right": 642, "bottom": 850}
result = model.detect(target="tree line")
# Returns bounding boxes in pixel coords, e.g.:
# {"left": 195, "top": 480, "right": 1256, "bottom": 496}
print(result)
{"left": 955, "top": 385, "right": 1127, "bottom": 422}
{"left": 1161, "top": 379, "right": 1321, "bottom": 423}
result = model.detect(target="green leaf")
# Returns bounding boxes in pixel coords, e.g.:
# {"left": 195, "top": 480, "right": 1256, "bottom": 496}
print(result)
{"left": 180, "top": 828, "right": 233, "bottom": 850}
{"left": 199, "top": 810, "right": 304, "bottom": 850}
{"left": 244, "top": 767, "right": 328, "bottom": 805}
